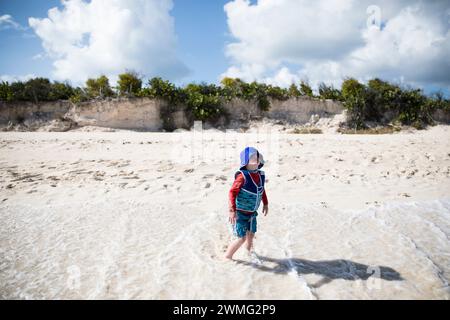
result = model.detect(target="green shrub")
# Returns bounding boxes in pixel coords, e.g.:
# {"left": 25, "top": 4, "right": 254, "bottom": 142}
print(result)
{"left": 288, "top": 83, "right": 301, "bottom": 97}
{"left": 341, "top": 78, "right": 367, "bottom": 129}
{"left": 184, "top": 82, "right": 225, "bottom": 121}
{"left": 140, "top": 77, "right": 181, "bottom": 131}
{"left": 85, "top": 75, "right": 115, "bottom": 98}
{"left": 266, "top": 85, "right": 289, "bottom": 101}
{"left": 396, "top": 88, "right": 429, "bottom": 125}
{"left": 0, "top": 81, "right": 13, "bottom": 102}
{"left": 318, "top": 82, "right": 342, "bottom": 101}
{"left": 69, "top": 87, "right": 90, "bottom": 104}
{"left": 299, "top": 81, "right": 314, "bottom": 97}
{"left": 23, "top": 78, "right": 52, "bottom": 103}
{"left": 142, "top": 77, "right": 177, "bottom": 100}
{"left": 426, "top": 92, "right": 450, "bottom": 116}
{"left": 49, "top": 81, "right": 75, "bottom": 100}
{"left": 186, "top": 91, "right": 223, "bottom": 121}
{"left": 117, "top": 72, "right": 142, "bottom": 96}
{"left": 341, "top": 77, "right": 440, "bottom": 129}
{"left": 0, "top": 79, "right": 75, "bottom": 102}
{"left": 9, "top": 81, "right": 26, "bottom": 101}
{"left": 220, "top": 77, "right": 244, "bottom": 100}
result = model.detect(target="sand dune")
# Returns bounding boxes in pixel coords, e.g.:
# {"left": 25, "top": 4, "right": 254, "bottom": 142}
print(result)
{"left": 1, "top": 125, "right": 449, "bottom": 299}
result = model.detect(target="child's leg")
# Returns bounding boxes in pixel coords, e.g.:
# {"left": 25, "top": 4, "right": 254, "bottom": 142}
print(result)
{"left": 224, "top": 237, "right": 246, "bottom": 259}
{"left": 245, "top": 213, "right": 257, "bottom": 252}
{"left": 245, "top": 231, "right": 255, "bottom": 252}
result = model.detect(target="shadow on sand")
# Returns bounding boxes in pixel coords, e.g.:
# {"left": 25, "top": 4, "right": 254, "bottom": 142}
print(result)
{"left": 234, "top": 255, "right": 403, "bottom": 289}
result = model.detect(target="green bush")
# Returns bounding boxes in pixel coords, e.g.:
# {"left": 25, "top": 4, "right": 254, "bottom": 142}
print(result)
{"left": 186, "top": 91, "right": 223, "bottom": 121}
{"left": 0, "top": 79, "right": 75, "bottom": 102}
{"left": 288, "top": 83, "right": 301, "bottom": 97}
{"left": 69, "top": 87, "right": 90, "bottom": 104}
{"left": 318, "top": 82, "right": 342, "bottom": 101}
{"left": 396, "top": 88, "right": 428, "bottom": 125}
{"left": 220, "top": 78, "right": 289, "bottom": 110}
{"left": 427, "top": 92, "right": 449, "bottom": 112}
{"left": 85, "top": 75, "right": 115, "bottom": 98}
{"left": 299, "top": 81, "right": 314, "bottom": 97}
{"left": 139, "top": 77, "right": 180, "bottom": 130}
{"left": 341, "top": 78, "right": 367, "bottom": 128}
{"left": 266, "top": 85, "right": 289, "bottom": 101}
{"left": 9, "top": 81, "right": 26, "bottom": 101}
{"left": 141, "top": 77, "right": 177, "bottom": 100}
{"left": 23, "top": 78, "right": 52, "bottom": 103}
{"left": 341, "top": 77, "right": 444, "bottom": 129}
{"left": 117, "top": 72, "right": 142, "bottom": 96}
{"left": 0, "top": 81, "right": 13, "bottom": 102}
{"left": 49, "top": 81, "right": 75, "bottom": 100}
{"left": 184, "top": 82, "right": 225, "bottom": 121}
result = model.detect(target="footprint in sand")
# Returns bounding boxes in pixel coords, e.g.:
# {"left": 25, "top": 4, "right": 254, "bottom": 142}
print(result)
{"left": 371, "top": 156, "right": 381, "bottom": 163}
{"left": 106, "top": 161, "right": 119, "bottom": 167}
{"left": 216, "top": 175, "right": 227, "bottom": 181}
{"left": 424, "top": 153, "right": 435, "bottom": 161}
{"left": 118, "top": 182, "right": 128, "bottom": 189}
{"left": 399, "top": 192, "right": 411, "bottom": 197}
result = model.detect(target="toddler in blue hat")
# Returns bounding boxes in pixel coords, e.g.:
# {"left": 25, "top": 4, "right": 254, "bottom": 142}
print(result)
{"left": 224, "top": 147, "right": 269, "bottom": 260}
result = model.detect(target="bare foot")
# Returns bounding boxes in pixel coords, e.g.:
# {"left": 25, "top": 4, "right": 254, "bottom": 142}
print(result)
{"left": 222, "top": 254, "right": 234, "bottom": 261}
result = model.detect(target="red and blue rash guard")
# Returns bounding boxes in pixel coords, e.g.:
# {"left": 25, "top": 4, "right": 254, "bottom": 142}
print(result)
{"left": 229, "top": 171, "right": 268, "bottom": 214}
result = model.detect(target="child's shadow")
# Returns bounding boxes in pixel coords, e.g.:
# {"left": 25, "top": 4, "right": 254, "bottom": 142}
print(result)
{"left": 234, "top": 256, "right": 403, "bottom": 288}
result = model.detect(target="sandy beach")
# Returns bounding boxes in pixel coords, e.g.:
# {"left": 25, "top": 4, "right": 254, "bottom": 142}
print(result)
{"left": 1, "top": 125, "right": 450, "bottom": 299}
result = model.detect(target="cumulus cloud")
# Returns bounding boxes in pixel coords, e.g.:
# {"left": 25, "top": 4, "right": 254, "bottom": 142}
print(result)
{"left": 28, "top": 0, "right": 189, "bottom": 85}
{"left": 221, "top": 0, "right": 450, "bottom": 91}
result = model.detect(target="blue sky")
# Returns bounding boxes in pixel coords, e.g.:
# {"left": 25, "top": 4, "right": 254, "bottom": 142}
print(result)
{"left": 0, "top": 0, "right": 449, "bottom": 96}
{"left": 0, "top": 0, "right": 59, "bottom": 79}
{"left": 171, "top": 0, "right": 230, "bottom": 86}
{"left": 0, "top": 0, "right": 231, "bottom": 85}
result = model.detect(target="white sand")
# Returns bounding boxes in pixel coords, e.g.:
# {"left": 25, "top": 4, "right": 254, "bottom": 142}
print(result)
{"left": 1, "top": 125, "right": 449, "bottom": 299}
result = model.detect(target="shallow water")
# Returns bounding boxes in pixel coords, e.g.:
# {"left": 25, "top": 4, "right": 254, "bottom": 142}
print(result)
{"left": 1, "top": 197, "right": 449, "bottom": 299}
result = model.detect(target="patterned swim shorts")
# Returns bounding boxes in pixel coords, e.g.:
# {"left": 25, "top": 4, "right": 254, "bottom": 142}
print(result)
{"left": 233, "top": 211, "right": 257, "bottom": 238}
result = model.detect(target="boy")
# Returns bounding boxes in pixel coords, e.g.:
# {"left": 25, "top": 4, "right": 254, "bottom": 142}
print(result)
{"left": 224, "top": 147, "right": 269, "bottom": 260}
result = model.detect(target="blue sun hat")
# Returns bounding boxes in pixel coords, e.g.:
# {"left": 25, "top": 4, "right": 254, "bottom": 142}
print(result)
{"left": 239, "top": 147, "right": 264, "bottom": 170}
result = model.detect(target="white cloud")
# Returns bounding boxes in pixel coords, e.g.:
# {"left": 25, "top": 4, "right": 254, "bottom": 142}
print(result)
{"left": 0, "top": 74, "right": 36, "bottom": 82}
{"left": 0, "top": 14, "right": 26, "bottom": 31}
{"left": 222, "top": 0, "right": 450, "bottom": 91}
{"left": 29, "top": 0, "right": 189, "bottom": 85}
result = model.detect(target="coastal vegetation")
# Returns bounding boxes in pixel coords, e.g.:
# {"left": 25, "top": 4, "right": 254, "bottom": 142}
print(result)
{"left": 1, "top": 73, "right": 448, "bottom": 130}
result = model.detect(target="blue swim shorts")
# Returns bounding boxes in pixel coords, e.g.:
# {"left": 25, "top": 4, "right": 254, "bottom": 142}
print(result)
{"left": 233, "top": 211, "right": 258, "bottom": 238}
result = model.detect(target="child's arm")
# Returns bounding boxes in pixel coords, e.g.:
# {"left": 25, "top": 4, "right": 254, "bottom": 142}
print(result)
{"left": 262, "top": 188, "right": 269, "bottom": 216}
{"left": 262, "top": 189, "right": 268, "bottom": 206}
{"left": 228, "top": 172, "right": 245, "bottom": 213}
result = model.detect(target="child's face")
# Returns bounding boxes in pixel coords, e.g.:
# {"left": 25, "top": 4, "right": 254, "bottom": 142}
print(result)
{"left": 246, "top": 154, "right": 259, "bottom": 170}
